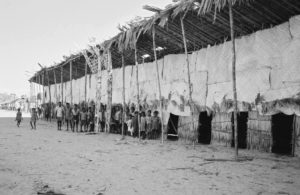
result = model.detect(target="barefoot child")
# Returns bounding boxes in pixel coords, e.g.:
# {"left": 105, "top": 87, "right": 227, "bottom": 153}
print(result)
{"left": 79, "top": 107, "right": 87, "bottom": 132}
{"left": 15, "top": 108, "right": 22, "bottom": 127}
{"left": 72, "top": 104, "right": 80, "bottom": 132}
{"left": 30, "top": 108, "right": 38, "bottom": 130}
{"left": 55, "top": 102, "right": 64, "bottom": 131}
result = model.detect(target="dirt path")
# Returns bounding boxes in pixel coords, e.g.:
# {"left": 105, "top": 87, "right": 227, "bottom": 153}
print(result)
{"left": 0, "top": 111, "right": 299, "bottom": 195}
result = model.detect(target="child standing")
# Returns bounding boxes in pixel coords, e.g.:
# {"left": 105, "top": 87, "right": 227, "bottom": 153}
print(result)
{"left": 15, "top": 108, "right": 22, "bottom": 127}
{"left": 145, "top": 110, "right": 152, "bottom": 138}
{"left": 65, "top": 103, "right": 73, "bottom": 131}
{"left": 86, "top": 107, "right": 92, "bottom": 132}
{"left": 55, "top": 102, "right": 64, "bottom": 131}
{"left": 151, "top": 111, "right": 161, "bottom": 139}
{"left": 30, "top": 108, "right": 38, "bottom": 130}
{"left": 126, "top": 115, "right": 133, "bottom": 136}
{"left": 72, "top": 104, "right": 80, "bottom": 132}
{"left": 140, "top": 111, "right": 146, "bottom": 139}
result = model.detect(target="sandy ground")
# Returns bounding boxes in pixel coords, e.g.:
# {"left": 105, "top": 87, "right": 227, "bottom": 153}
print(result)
{"left": 0, "top": 110, "right": 300, "bottom": 195}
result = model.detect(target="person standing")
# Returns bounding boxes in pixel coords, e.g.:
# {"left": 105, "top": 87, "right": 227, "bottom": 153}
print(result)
{"left": 15, "top": 108, "right": 23, "bottom": 127}
{"left": 72, "top": 104, "right": 80, "bottom": 132}
{"left": 30, "top": 108, "right": 38, "bottom": 130}
{"left": 140, "top": 111, "right": 146, "bottom": 139}
{"left": 151, "top": 111, "right": 162, "bottom": 139}
{"left": 55, "top": 102, "right": 64, "bottom": 131}
{"left": 146, "top": 110, "right": 152, "bottom": 138}
{"left": 65, "top": 103, "right": 73, "bottom": 131}
{"left": 132, "top": 111, "right": 139, "bottom": 138}
{"left": 79, "top": 107, "right": 87, "bottom": 132}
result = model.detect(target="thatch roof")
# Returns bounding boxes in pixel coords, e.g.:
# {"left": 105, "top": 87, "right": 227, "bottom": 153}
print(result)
{"left": 30, "top": 0, "right": 300, "bottom": 85}
{"left": 29, "top": 51, "right": 93, "bottom": 85}
{"left": 106, "top": 0, "right": 300, "bottom": 68}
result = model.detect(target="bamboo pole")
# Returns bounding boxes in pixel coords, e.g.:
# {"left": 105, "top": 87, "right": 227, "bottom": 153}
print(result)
{"left": 60, "top": 66, "right": 64, "bottom": 104}
{"left": 121, "top": 53, "right": 126, "bottom": 139}
{"left": 30, "top": 81, "right": 32, "bottom": 109}
{"left": 47, "top": 69, "right": 52, "bottom": 122}
{"left": 42, "top": 71, "right": 45, "bottom": 107}
{"left": 229, "top": 2, "right": 239, "bottom": 159}
{"left": 85, "top": 61, "right": 88, "bottom": 104}
{"left": 152, "top": 26, "right": 164, "bottom": 144}
{"left": 70, "top": 61, "right": 73, "bottom": 105}
{"left": 95, "top": 48, "right": 102, "bottom": 132}
{"left": 134, "top": 43, "right": 141, "bottom": 141}
{"left": 180, "top": 15, "right": 196, "bottom": 147}
{"left": 38, "top": 74, "right": 41, "bottom": 106}
{"left": 53, "top": 69, "right": 57, "bottom": 104}
{"left": 35, "top": 76, "right": 38, "bottom": 108}
{"left": 107, "top": 50, "right": 113, "bottom": 133}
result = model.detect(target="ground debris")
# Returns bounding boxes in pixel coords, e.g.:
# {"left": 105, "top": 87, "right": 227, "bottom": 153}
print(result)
{"left": 204, "top": 156, "right": 254, "bottom": 162}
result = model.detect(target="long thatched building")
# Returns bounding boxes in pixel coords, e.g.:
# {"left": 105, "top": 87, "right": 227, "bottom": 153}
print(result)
{"left": 30, "top": 0, "right": 300, "bottom": 156}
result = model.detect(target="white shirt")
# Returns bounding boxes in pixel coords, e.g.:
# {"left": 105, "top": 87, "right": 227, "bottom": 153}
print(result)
{"left": 56, "top": 106, "right": 64, "bottom": 117}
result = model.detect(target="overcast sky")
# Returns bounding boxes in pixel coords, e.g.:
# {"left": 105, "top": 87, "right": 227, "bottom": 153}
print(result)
{"left": 0, "top": 0, "right": 171, "bottom": 96}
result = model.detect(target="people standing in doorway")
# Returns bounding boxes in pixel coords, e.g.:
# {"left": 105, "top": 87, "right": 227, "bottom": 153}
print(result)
{"left": 55, "top": 102, "right": 64, "bottom": 131}
{"left": 65, "top": 103, "right": 73, "bottom": 131}
{"left": 30, "top": 108, "right": 38, "bottom": 130}
{"left": 72, "top": 104, "right": 80, "bottom": 132}
{"left": 15, "top": 108, "right": 23, "bottom": 127}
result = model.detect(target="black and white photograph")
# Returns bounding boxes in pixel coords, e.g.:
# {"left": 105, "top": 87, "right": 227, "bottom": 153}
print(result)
{"left": 0, "top": 0, "right": 300, "bottom": 194}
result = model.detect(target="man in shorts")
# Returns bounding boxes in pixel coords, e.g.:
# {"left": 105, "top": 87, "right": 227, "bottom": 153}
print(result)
{"left": 55, "top": 102, "right": 64, "bottom": 130}
{"left": 65, "top": 103, "right": 73, "bottom": 131}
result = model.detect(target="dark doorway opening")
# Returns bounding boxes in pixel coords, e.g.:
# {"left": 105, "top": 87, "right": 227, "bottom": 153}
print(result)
{"left": 198, "top": 111, "right": 212, "bottom": 144}
{"left": 167, "top": 113, "right": 179, "bottom": 141}
{"left": 271, "top": 113, "right": 293, "bottom": 155}
{"left": 231, "top": 112, "right": 248, "bottom": 149}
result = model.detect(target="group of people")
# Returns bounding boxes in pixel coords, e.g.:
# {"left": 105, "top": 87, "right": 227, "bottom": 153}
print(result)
{"left": 55, "top": 102, "right": 95, "bottom": 132}
{"left": 16, "top": 102, "right": 162, "bottom": 140}
{"left": 15, "top": 102, "right": 96, "bottom": 132}
{"left": 15, "top": 107, "right": 38, "bottom": 129}
{"left": 112, "top": 106, "right": 162, "bottom": 140}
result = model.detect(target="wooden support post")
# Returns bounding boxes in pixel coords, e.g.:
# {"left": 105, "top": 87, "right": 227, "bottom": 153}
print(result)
{"left": 134, "top": 43, "right": 141, "bottom": 141}
{"left": 121, "top": 53, "right": 126, "bottom": 139}
{"left": 95, "top": 48, "right": 102, "bottom": 132}
{"left": 229, "top": 2, "right": 239, "bottom": 159}
{"left": 42, "top": 71, "right": 45, "bottom": 107}
{"left": 38, "top": 74, "right": 41, "bottom": 106}
{"left": 61, "top": 66, "right": 63, "bottom": 104}
{"left": 70, "top": 61, "right": 73, "bottom": 105}
{"left": 84, "top": 61, "right": 88, "bottom": 104}
{"left": 180, "top": 15, "right": 196, "bottom": 147}
{"left": 30, "top": 81, "right": 32, "bottom": 109}
{"left": 34, "top": 77, "right": 39, "bottom": 108}
{"left": 106, "top": 50, "right": 113, "bottom": 133}
{"left": 53, "top": 69, "right": 57, "bottom": 104}
{"left": 152, "top": 26, "right": 164, "bottom": 144}
{"left": 47, "top": 69, "right": 52, "bottom": 122}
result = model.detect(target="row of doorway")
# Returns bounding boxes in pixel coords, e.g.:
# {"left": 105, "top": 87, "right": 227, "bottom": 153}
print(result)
{"left": 166, "top": 112, "right": 295, "bottom": 155}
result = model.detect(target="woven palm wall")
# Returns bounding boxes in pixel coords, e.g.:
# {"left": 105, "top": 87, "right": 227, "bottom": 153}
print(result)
{"left": 211, "top": 112, "right": 232, "bottom": 146}
{"left": 247, "top": 111, "right": 272, "bottom": 152}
